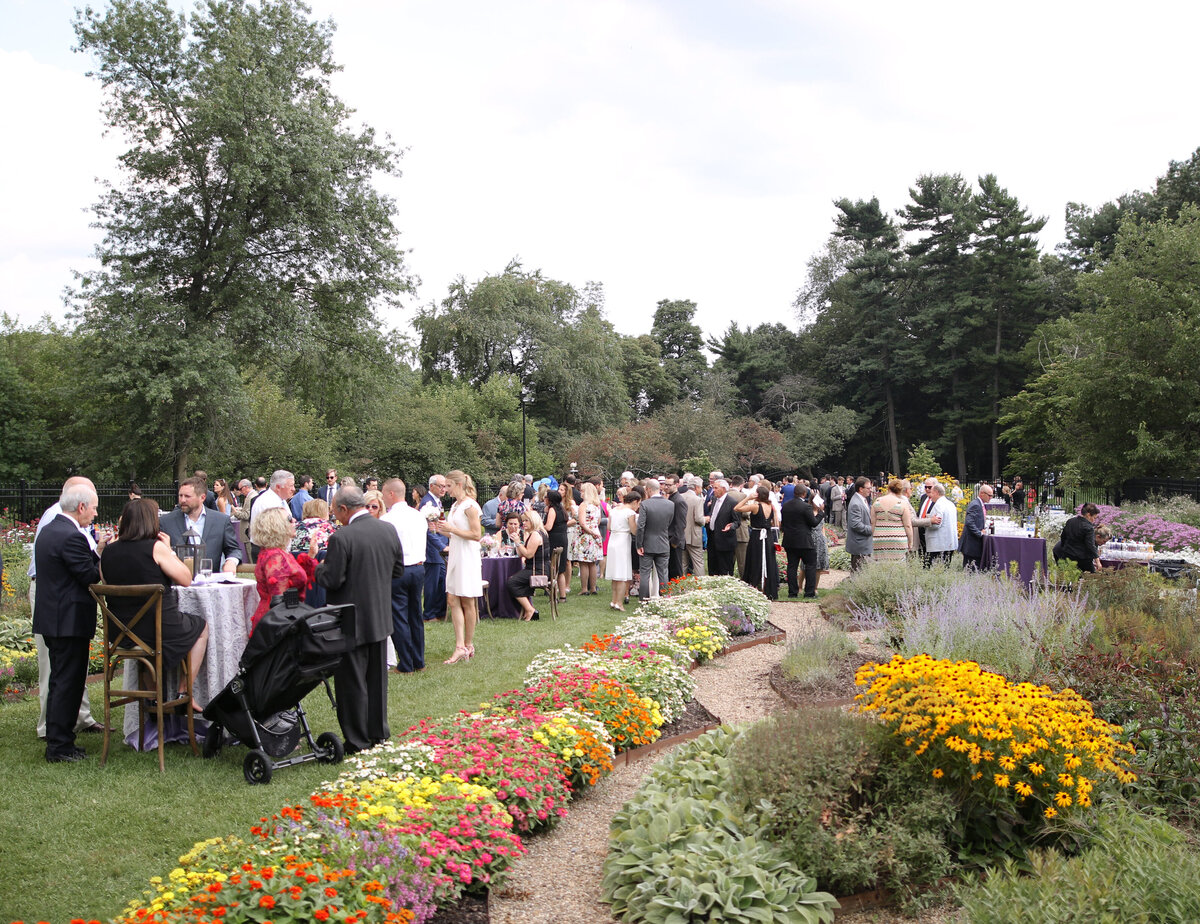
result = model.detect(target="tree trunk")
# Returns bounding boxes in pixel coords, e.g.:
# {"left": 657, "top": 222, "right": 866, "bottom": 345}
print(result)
{"left": 885, "top": 384, "right": 900, "bottom": 476}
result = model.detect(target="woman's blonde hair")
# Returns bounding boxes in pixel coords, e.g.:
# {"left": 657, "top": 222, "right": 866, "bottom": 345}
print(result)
{"left": 446, "top": 469, "right": 477, "bottom": 500}
{"left": 581, "top": 482, "right": 599, "bottom": 506}
{"left": 302, "top": 498, "right": 329, "bottom": 519}
{"left": 507, "top": 479, "right": 524, "bottom": 501}
{"left": 364, "top": 489, "right": 385, "bottom": 515}
{"left": 250, "top": 506, "right": 292, "bottom": 550}
{"left": 523, "top": 508, "right": 546, "bottom": 533}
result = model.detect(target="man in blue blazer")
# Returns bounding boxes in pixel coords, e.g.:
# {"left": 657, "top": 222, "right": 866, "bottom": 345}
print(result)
{"left": 958, "top": 483, "right": 993, "bottom": 570}
{"left": 33, "top": 482, "right": 102, "bottom": 763}
{"left": 159, "top": 476, "right": 242, "bottom": 573}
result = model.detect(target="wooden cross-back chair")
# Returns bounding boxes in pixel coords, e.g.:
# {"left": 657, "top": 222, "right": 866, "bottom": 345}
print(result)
{"left": 535, "top": 548, "right": 561, "bottom": 621}
{"left": 88, "top": 583, "right": 198, "bottom": 771}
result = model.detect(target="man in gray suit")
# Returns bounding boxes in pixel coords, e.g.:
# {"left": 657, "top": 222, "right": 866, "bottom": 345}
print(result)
{"left": 159, "top": 476, "right": 243, "bottom": 573}
{"left": 682, "top": 477, "right": 706, "bottom": 575}
{"left": 636, "top": 478, "right": 674, "bottom": 599}
{"left": 845, "top": 476, "right": 875, "bottom": 572}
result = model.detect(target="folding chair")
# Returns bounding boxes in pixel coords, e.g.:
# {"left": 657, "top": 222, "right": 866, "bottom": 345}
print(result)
{"left": 89, "top": 583, "right": 199, "bottom": 771}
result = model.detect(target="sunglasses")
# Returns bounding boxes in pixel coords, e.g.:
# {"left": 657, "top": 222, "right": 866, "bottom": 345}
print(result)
{"left": 366, "top": 503, "right": 381, "bottom": 510}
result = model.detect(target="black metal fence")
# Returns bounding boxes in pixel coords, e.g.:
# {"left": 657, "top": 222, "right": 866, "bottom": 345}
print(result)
{"left": 0, "top": 481, "right": 181, "bottom": 526}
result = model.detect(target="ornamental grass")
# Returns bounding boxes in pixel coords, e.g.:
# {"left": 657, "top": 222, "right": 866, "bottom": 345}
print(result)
{"left": 394, "top": 713, "right": 572, "bottom": 833}
{"left": 487, "top": 667, "right": 663, "bottom": 751}
{"left": 854, "top": 654, "right": 1137, "bottom": 855}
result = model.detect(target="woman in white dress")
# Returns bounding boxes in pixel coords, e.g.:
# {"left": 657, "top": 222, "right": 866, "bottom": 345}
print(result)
{"left": 432, "top": 469, "right": 482, "bottom": 664}
{"left": 606, "top": 490, "right": 640, "bottom": 612}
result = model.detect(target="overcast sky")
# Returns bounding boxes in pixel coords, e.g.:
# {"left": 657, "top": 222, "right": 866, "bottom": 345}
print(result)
{"left": 3, "top": 0, "right": 1199, "bottom": 341}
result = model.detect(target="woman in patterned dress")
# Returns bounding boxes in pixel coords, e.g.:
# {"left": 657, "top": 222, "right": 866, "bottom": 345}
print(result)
{"left": 871, "top": 478, "right": 913, "bottom": 562}
{"left": 573, "top": 482, "right": 603, "bottom": 595}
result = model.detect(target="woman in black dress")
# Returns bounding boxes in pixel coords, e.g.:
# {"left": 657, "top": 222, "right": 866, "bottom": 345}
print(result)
{"left": 734, "top": 485, "right": 780, "bottom": 600}
{"left": 100, "top": 499, "right": 208, "bottom": 706}
{"left": 543, "top": 489, "right": 570, "bottom": 600}
{"left": 507, "top": 509, "right": 550, "bottom": 620}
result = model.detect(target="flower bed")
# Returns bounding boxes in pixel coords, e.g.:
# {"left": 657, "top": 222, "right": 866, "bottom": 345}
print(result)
{"left": 99, "top": 580, "right": 773, "bottom": 922}
{"left": 1088, "top": 504, "right": 1200, "bottom": 553}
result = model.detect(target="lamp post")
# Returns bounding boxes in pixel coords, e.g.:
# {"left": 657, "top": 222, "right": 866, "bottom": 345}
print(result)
{"left": 520, "top": 384, "right": 529, "bottom": 477}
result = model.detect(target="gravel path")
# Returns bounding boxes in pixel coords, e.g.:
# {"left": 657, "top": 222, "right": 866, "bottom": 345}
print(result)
{"left": 491, "top": 574, "right": 871, "bottom": 924}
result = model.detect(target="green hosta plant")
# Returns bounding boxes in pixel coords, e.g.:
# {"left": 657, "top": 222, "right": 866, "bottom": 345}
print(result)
{"left": 603, "top": 727, "right": 837, "bottom": 924}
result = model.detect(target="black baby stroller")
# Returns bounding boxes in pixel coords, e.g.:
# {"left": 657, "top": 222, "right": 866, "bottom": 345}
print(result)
{"left": 203, "top": 589, "right": 352, "bottom": 784}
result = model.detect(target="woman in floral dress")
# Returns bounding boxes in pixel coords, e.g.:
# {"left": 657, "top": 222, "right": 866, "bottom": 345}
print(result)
{"left": 572, "top": 482, "right": 603, "bottom": 595}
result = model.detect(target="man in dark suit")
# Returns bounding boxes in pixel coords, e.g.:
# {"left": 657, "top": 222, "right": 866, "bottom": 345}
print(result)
{"left": 959, "top": 483, "right": 993, "bottom": 570}
{"left": 33, "top": 482, "right": 103, "bottom": 763}
{"left": 781, "top": 485, "right": 820, "bottom": 598}
{"left": 419, "top": 475, "right": 449, "bottom": 621}
{"left": 667, "top": 478, "right": 689, "bottom": 580}
{"left": 314, "top": 486, "right": 405, "bottom": 753}
{"left": 159, "top": 476, "right": 242, "bottom": 573}
{"left": 636, "top": 479, "right": 675, "bottom": 599}
{"left": 705, "top": 480, "right": 738, "bottom": 576}
{"left": 319, "top": 469, "right": 339, "bottom": 506}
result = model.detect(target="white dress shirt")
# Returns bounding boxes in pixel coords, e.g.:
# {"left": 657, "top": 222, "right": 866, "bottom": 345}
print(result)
{"left": 382, "top": 502, "right": 430, "bottom": 567}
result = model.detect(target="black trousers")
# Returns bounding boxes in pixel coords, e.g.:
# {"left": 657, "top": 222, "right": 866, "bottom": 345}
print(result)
{"left": 43, "top": 635, "right": 89, "bottom": 758}
{"left": 334, "top": 638, "right": 390, "bottom": 753}
{"left": 785, "top": 546, "right": 817, "bottom": 598}
{"left": 668, "top": 545, "right": 686, "bottom": 581}
{"left": 707, "top": 547, "right": 735, "bottom": 576}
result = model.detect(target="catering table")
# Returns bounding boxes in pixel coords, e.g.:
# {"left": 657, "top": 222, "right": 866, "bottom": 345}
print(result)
{"left": 980, "top": 534, "right": 1048, "bottom": 590}
{"left": 122, "top": 579, "right": 258, "bottom": 748}
{"left": 479, "top": 556, "right": 524, "bottom": 619}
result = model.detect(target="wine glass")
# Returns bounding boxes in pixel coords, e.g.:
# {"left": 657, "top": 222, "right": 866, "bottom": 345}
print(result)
{"left": 199, "top": 558, "right": 213, "bottom": 581}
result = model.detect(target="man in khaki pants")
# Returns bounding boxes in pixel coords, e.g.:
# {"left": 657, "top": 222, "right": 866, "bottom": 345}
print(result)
{"left": 727, "top": 476, "right": 752, "bottom": 578}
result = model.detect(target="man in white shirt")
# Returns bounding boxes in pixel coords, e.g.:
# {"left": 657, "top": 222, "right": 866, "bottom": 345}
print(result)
{"left": 30, "top": 476, "right": 107, "bottom": 740}
{"left": 381, "top": 478, "right": 429, "bottom": 673}
{"left": 248, "top": 469, "right": 295, "bottom": 562}
{"left": 912, "top": 482, "right": 958, "bottom": 567}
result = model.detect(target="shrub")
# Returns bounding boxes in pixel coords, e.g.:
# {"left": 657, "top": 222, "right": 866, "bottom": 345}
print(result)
{"left": 716, "top": 603, "right": 756, "bottom": 636}
{"left": 956, "top": 803, "right": 1200, "bottom": 923}
{"left": 693, "top": 576, "right": 771, "bottom": 627}
{"left": 1042, "top": 644, "right": 1200, "bottom": 824}
{"left": 855, "top": 654, "right": 1138, "bottom": 858}
{"left": 779, "top": 624, "right": 857, "bottom": 688}
{"left": 730, "top": 707, "right": 957, "bottom": 905}
{"left": 837, "top": 557, "right": 962, "bottom": 630}
{"left": 604, "top": 727, "right": 838, "bottom": 924}
{"left": 1084, "top": 567, "right": 1200, "bottom": 664}
{"left": 828, "top": 548, "right": 852, "bottom": 571}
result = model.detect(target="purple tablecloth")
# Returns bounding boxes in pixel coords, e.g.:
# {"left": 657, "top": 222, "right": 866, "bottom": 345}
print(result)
{"left": 479, "top": 556, "right": 523, "bottom": 619}
{"left": 981, "top": 534, "right": 1048, "bottom": 588}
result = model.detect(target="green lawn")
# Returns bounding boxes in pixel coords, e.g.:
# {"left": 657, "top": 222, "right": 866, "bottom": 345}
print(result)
{"left": 0, "top": 592, "right": 623, "bottom": 922}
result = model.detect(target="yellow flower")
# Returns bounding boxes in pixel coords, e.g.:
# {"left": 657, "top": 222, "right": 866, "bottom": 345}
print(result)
{"left": 1044, "top": 806, "right": 1057, "bottom": 819}
{"left": 1014, "top": 781, "right": 1033, "bottom": 797}
{"left": 1027, "top": 762, "right": 1045, "bottom": 776}
{"left": 994, "top": 774, "right": 1009, "bottom": 788}
{"left": 932, "top": 768, "right": 944, "bottom": 779}
{"left": 1054, "top": 791, "right": 1072, "bottom": 807}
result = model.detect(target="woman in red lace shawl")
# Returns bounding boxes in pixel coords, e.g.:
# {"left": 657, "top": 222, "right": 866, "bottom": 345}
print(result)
{"left": 248, "top": 506, "right": 315, "bottom": 631}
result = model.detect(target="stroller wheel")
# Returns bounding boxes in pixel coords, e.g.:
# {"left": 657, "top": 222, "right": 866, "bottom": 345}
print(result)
{"left": 203, "top": 723, "right": 224, "bottom": 759}
{"left": 315, "top": 732, "right": 344, "bottom": 764}
{"left": 243, "top": 749, "right": 274, "bottom": 785}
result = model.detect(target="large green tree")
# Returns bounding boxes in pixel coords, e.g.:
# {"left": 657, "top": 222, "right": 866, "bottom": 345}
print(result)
{"left": 1002, "top": 208, "right": 1200, "bottom": 484}
{"left": 650, "top": 298, "right": 708, "bottom": 406}
{"left": 71, "top": 0, "right": 409, "bottom": 478}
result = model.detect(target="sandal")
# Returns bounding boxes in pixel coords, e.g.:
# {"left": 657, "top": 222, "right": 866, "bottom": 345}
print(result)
{"left": 444, "top": 646, "right": 470, "bottom": 665}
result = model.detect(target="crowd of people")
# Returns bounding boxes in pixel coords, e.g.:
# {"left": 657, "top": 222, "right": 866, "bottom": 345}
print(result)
{"left": 32, "top": 462, "right": 1066, "bottom": 765}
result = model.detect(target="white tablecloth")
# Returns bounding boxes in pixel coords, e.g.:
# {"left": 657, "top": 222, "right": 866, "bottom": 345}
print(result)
{"left": 122, "top": 580, "right": 258, "bottom": 743}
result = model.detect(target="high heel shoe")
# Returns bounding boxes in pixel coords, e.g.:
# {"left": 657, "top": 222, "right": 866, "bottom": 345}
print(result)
{"left": 466, "top": 644, "right": 475, "bottom": 659}
{"left": 444, "top": 645, "right": 470, "bottom": 665}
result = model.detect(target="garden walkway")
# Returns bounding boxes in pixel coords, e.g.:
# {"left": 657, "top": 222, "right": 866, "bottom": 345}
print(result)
{"left": 490, "top": 574, "right": 876, "bottom": 924}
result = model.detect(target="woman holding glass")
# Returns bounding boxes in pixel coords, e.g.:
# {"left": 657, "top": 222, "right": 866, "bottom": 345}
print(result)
{"left": 433, "top": 470, "right": 483, "bottom": 664}
{"left": 507, "top": 509, "right": 549, "bottom": 620}
{"left": 605, "top": 487, "right": 640, "bottom": 611}
{"left": 100, "top": 498, "right": 208, "bottom": 707}
{"left": 249, "top": 507, "right": 316, "bottom": 631}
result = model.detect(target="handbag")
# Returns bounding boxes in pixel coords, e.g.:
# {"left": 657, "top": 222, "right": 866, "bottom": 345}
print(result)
{"left": 529, "top": 533, "right": 550, "bottom": 588}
